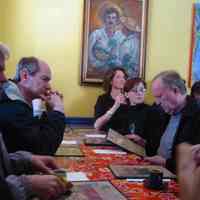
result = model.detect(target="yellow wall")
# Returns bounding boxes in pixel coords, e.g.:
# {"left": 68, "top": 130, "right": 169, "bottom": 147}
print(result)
{"left": 0, "top": 0, "right": 194, "bottom": 116}
{"left": 1, "top": 0, "right": 102, "bottom": 117}
{"left": 145, "top": 0, "right": 193, "bottom": 100}
{"left": 0, "top": 3, "right": 3, "bottom": 40}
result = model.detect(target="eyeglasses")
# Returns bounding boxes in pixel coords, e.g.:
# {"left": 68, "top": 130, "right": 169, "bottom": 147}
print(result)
{"left": 131, "top": 87, "right": 146, "bottom": 93}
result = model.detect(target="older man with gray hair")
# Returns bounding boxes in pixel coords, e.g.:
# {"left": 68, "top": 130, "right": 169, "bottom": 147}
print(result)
{"left": 0, "top": 42, "right": 72, "bottom": 200}
{"left": 0, "top": 55, "right": 66, "bottom": 155}
{"left": 139, "top": 70, "right": 200, "bottom": 172}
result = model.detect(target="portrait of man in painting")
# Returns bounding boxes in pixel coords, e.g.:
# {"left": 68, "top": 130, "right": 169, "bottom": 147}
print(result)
{"left": 81, "top": 0, "right": 148, "bottom": 83}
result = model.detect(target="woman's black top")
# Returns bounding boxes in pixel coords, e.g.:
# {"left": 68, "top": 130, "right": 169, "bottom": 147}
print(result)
{"left": 94, "top": 93, "right": 150, "bottom": 136}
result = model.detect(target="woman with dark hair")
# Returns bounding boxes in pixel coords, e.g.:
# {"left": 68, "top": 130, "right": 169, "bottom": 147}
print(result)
{"left": 123, "top": 78, "right": 149, "bottom": 145}
{"left": 94, "top": 67, "right": 128, "bottom": 132}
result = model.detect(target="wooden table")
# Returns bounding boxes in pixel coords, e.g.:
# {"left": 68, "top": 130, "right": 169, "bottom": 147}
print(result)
{"left": 55, "top": 128, "right": 179, "bottom": 200}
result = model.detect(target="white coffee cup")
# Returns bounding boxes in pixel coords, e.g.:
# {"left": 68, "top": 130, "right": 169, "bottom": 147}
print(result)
{"left": 32, "top": 98, "right": 44, "bottom": 118}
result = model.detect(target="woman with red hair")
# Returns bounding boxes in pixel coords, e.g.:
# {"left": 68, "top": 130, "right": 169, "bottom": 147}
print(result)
{"left": 123, "top": 78, "right": 149, "bottom": 145}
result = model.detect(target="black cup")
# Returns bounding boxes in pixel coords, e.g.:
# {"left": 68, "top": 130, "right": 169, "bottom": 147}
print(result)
{"left": 144, "top": 169, "right": 164, "bottom": 190}
{"left": 149, "top": 169, "right": 163, "bottom": 186}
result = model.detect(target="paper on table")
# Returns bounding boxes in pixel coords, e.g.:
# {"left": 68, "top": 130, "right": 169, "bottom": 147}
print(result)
{"left": 61, "top": 140, "right": 77, "bottom": 145}
{"left": 126, "top": 178, "right": 171, "bottom": 182}
{"left": 67, "top": 172, "right": 89, "bottom": 182}
{"left": 85, "top": 134, "right": 106, "bottom": 138}
{"left": 94, "top": 149, "right": 127, "bottom": 155}
{"left": 126, "top": 178, "right": 144, "bottom": 182}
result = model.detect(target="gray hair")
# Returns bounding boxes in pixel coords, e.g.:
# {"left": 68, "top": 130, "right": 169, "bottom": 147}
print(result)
{"left": 14, "top": 57, "right": 40, "bottom": 81}
{"left": 153, "top": 70, "right": 187, "bottom": 95}
{"left": 0, "top": 43, "right": 10, "bottom": 60}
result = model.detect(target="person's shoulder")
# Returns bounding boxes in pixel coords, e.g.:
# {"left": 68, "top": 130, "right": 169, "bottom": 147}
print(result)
{"left": 142, "top": 104, "right": 151, "bottom": 114}
{"left": 135, "top": 103, "right": 150, "bottom": 110}
{"left": 128, "top": 103, "right": 149, "bottom": 113}
{"left": 149, "top": 103, "right": 162, "bottom": 111}
{"left": 184, "top": 96, "right": 200, "bottom": 115}
{"left": 0, "top": 100, "right": 31, "bottom": 122}
{"left": 147, "top": 103, "right": 168, "bottom": 118}
{"left": 141, "top": 103, "right": 150, "bottom": 108}
{"left": 96, "top": 93, "right": 114, "bottom": 107}
{"left": 0, "top": 99, "right": 29, "bottom": 111}
{"left": 97, "top": 93, "right": 111, "bottom": 101}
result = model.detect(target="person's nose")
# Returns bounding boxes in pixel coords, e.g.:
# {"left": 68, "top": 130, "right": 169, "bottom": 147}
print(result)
{"left": 46, "top": 82, "right": 51, "bottom": 90}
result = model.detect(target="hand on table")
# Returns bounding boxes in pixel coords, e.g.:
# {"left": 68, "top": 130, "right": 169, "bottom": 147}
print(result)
{"left": 27, "top": 174, "right": 68, "bottom": 200}
{"left": 144, "top": 155, "right": 166, "bottom": 167}
{"left": 31, "top": 155, "right": 59, "bottom": 174}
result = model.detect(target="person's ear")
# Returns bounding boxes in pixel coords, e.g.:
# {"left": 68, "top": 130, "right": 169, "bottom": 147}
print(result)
{"left": 173, "top": 86, "right": 179, "bottom": 94}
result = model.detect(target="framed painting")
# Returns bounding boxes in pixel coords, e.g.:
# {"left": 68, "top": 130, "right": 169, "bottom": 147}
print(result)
{"left": 81, "top": 0, "right": 149, "bottom": 84}
{"left": 189, "top": 3, "right": 200, "bottom": 86}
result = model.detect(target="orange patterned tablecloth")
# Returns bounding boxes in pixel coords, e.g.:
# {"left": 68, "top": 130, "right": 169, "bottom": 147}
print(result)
{"left": 111, "top": 180, "right": 179, "bottom": 200}
{"left": 55, "top": 141, "right": 179, "bottom": 199}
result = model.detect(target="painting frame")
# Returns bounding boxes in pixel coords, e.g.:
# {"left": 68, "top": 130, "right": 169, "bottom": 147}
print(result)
{"left": 80, "top": 0, "right": 149, "bottom": 84}
{"left": 189, "top": 3, "right": 200, "bottom": 87}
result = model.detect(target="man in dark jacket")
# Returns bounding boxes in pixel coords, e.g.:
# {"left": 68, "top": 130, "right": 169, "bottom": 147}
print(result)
{"left": 0, "top": 56, "right": 65, "bottom": 155}
{"left": 0, "top": 133, "right": 68, "bottom": 200}
{"left": 144, "top": 70, "right": 200, "bottom": 173}
{"left": 0, "top": 177, "right": 14, "bottom": 200}
{"left": 0, "top": 42, "right": 70, "bottom": 200}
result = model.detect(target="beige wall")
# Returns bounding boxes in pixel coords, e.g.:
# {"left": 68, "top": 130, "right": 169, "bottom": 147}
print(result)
{"left": 0, "top": 2, "right": 3, "bottom": 40}
{"left": 0, "top": 0, "right": 194, "bottom": 116}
